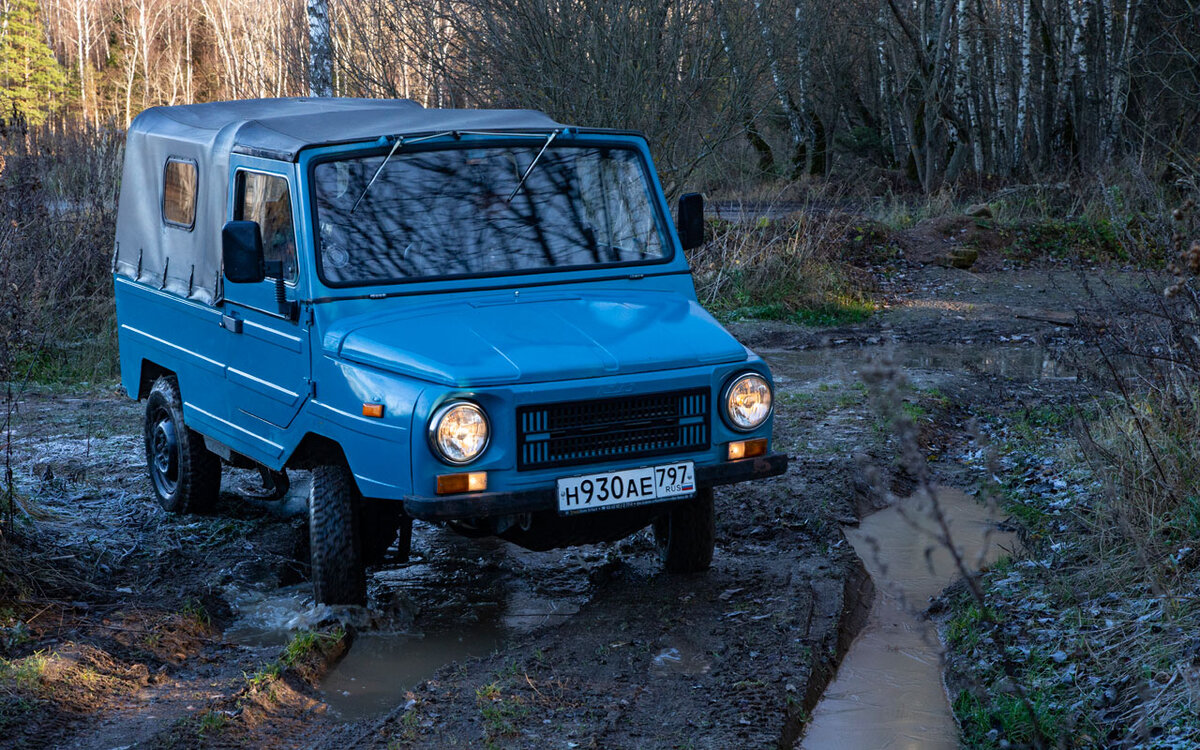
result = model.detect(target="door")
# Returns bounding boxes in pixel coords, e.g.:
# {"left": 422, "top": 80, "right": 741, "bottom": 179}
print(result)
{"left": 220, "top": 160, "right": 311, "bottom": 462}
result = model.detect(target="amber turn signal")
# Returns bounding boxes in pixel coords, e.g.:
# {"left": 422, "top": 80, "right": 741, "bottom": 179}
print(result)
{"left": 727, "top": 438, "right": 768, "bottom": 461}
{"left": 436, "top": 472, "right": 488, "bottom": 495}
{"left": 362, "top": 403, "right": 384, "bottom": 418}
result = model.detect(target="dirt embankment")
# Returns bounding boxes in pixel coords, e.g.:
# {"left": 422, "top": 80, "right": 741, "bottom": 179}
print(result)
{"left": 0, "top": 248, "right": 1153, "bottom": 748}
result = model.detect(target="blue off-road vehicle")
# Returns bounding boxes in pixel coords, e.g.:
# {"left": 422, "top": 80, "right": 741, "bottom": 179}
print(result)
{"left": 112, "top": 98, "right": 787, "bottom": 604}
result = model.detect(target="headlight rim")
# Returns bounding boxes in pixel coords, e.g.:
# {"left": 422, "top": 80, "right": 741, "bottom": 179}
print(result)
{"left": 427, "top": 399, "right": 491, "bottom": 466}
{"left": 722, "top": 371, "right": 773, "bottom": 433}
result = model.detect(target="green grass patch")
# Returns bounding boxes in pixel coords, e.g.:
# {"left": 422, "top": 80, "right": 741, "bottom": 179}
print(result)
{"left": 1005, "top": 217, "right": 1128, "bottom": 263}
{"left": 476, "top": 681, "right": 530, "bottom": 739}
{"left": 5, "top": 325, "right": 119, "bottom": 385}
{"left": 281, "top": 628, "right": 343, "bottom": 667}
{"left": 0, "top": 652, "right": 49, "bottom": 692}
{"left": 242, "top": 627, "right": 345, "bottom": 694}
{"left": 718, "top": 296, "right": 876, "bottom": 328}
{"left": 954, "top": 689, "right": 1081, "bottom": 749}
{"left": 195, "top": 710, "right": 228, "bottom": 735}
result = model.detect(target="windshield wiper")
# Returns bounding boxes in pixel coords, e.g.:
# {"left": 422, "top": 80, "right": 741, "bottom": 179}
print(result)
{"left": 351, "top": 128, "right": 562, "bottom": 211}
{"left": 507, "top": 129, "right": 561, "bottom": 203}
{"left": 350, "top": 135, "right": 404, "bottom": 214}
{"left": 350, "top": 130, "right": 466, "bottom": 213}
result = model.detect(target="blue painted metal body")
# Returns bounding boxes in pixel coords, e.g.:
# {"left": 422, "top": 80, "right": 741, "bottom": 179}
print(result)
{"left": 114, "top": 127, "right": 779, "bottom": 514}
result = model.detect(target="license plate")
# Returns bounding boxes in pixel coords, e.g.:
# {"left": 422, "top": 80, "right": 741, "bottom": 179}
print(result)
{"left": 557, "top": 461, "right": 695, "bottom": 515}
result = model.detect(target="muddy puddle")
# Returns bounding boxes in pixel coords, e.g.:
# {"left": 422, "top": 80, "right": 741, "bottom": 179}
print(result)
{"left": 321, "top": 628, "right": 504, "bottom": 720}
{"left": 223, "top": 520, "right": 590, "bottom": 722}
{"left": 800, "top": 486, "right": 1016, "bottom": 749}
{"left": 764, "top": 343, "right": 1073, "bottom": 389}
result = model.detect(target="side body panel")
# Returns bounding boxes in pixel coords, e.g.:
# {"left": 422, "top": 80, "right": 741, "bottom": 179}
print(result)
{"left": 115, "top": 277, "right": 229, "bottom": 439}
{"left": 217, "top": 155, "right": 312, "bottom": 461}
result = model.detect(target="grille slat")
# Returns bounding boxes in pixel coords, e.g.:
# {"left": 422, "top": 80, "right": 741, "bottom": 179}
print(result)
{"left": 517, "top": 388, "right": 710, "bottom": 471}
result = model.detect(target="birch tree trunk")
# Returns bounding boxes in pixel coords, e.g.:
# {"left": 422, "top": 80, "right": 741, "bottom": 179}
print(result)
{"left": 1014, "top": 0, "right": 1034, "bottom": 169}
{"left": 753, "top": 0, "right": 806, "bottom": 177}
{"left": 714, "top": 0, "right": 774, "bottom": 173}
{"left": 953, "top": 0, "right": 982, "bottom": 173}
{"left": 307, "top": 0, "right": 332, "bottom": 97}
{"left": 877, "top": 7, "right": 903, "bottom": 166}
{"left": 1106, "top": 0, "right": 1141, "bottom": 155}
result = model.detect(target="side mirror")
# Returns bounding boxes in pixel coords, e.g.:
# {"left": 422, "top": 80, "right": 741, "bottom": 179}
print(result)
{"left": 222, "top": 220, "right": 267, "bottom": 284}
{"left": 677, "top": 192, "right": 705, "bottom": 250}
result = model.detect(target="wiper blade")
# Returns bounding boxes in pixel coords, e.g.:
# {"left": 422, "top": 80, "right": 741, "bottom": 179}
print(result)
{"left": 507, "top": 129, "right": 561, "bottom": 203}
{"left": 351, "top": 135, "right": 404, "bottom": 214}
{"left": 350, "top": 130, "right": 460, "bottom": 213}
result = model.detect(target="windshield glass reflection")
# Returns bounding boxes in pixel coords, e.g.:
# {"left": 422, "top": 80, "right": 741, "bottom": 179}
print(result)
{"left": 313, "top": 145, "right": 667, "bottom": 285}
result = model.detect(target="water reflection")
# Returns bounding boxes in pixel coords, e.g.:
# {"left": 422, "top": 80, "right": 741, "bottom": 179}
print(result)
{"left": 224, "top": 522, "right": 592, "bottom": 722}
{"left": 801, "top": 487, "right": 1016, "bottom": 749}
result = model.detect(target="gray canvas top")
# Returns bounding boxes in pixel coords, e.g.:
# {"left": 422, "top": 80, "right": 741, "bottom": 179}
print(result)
{"left": 113, "top": 98, "right": 564, "bottom": 304}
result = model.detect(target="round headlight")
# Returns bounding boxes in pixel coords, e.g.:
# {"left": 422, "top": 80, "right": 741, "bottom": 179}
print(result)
{"left": 724, "top": 373, "right": 772, "bottom": 431}
{"left": 430, "top": 401, "right": 490, "bottom": 464}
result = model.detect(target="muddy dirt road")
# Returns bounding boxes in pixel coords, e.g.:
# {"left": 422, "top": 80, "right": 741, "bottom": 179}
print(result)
{"left": 0, "top": 262, "right": 1151, "bottom": 748}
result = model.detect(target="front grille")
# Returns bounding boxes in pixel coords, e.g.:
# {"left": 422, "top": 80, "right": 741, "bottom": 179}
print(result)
{"left": 517, "top": 388, "right": 709, "bottom": 471}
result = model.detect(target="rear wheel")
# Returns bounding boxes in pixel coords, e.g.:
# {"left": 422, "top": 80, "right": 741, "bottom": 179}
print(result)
{"left": 654, "top": 488, "right": 715, "bottom": 573}
{"left": 143, "top": 376, "right": 221, "bottom": 513}
{"left": 309, "top": 463, "right": 367, "bottom": 605}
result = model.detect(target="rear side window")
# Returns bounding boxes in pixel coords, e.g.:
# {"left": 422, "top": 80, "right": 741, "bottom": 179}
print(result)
{"left": 163, "top": 159, "right": 197, "bottom": 229}
{"left": 235, "top": 171, "right": 297, "bottom": 282}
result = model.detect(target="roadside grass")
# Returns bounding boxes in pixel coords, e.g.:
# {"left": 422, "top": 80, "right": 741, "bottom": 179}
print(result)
{"left": 242, "top": 627, "right": 347, "bottom": 697}
{"left": 1, "top": 123, "right": 123, "bottom": 385}
{"left": 866, "top": 166, "right": 1176, "bottom": 268}
{"left": 476, "top": 680, "right": 530, "bottom": 740}
{"left": 7, "top": 325, "right": 120, "bottom": 386}
{"left": 1002, "top": 217, "right": 1130, "bottom": 264}
{"left": 947, "top": 386, "right": 1200, "bottom": 748}
{"left": 688, "top": 211, "right": 891, "bottom": 328}
{"left": 0, "top": 652, "right": 49, "bottom": 692}
{"left": 164, "top": 626, "right": 348, "bottom": 745}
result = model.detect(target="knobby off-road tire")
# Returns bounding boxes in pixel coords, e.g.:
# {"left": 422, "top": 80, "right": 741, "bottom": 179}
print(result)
{"left": 654, "top": 487, "right": 715, "bottom": 573}
{"left": 144, "top": 376, "right": 221, "bottom": 514}
{"left": 309, "top": 462, "right": 367, "bottom": 605}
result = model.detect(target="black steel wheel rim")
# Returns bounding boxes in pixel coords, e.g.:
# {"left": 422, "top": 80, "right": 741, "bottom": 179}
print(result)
{"left": 149, "top": 411, "right": 180, "bottom": 497}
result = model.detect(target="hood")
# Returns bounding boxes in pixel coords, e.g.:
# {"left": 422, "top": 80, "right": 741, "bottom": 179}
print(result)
{"left": 326, "top": 290, "right": 748, "bottom": 386}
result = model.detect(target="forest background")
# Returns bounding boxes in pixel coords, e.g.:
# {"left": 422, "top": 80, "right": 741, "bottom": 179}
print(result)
{"left": 0, "top": 0, "right": 1198, "bottom": 374}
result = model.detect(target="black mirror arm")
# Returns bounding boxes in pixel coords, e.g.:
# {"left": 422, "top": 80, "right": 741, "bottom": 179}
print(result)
{"left": 261, "top": 260, "right": 296, "bottom": 321}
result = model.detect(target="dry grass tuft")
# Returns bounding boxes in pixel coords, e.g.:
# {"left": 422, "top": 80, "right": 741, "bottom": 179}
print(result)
{"left": 688, "top": 208, "right": 892, "bottom": 326}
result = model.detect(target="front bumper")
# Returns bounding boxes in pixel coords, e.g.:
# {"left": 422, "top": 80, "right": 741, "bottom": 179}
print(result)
{"left": 403, "top": 452, "right": 789, "bottom": 521}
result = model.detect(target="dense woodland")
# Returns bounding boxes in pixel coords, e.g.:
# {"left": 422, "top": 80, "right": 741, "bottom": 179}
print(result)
{"left": 0, "top": 0, "right": 1196, "bottom": 192}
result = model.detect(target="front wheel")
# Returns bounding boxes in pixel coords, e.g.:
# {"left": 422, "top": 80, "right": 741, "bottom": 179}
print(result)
{"left": 143, "top": 376, "right": 221, "bottom": 514}
{"left": 653, "top": 488, "right": 715, "bottom": 573}
{"left": 309, "top": 463, "right": 367, "bottom": 605}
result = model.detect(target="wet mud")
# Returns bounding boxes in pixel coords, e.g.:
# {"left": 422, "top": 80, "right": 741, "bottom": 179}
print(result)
{"left": 0, "top": 261, "right": 1119, "bottom": 748}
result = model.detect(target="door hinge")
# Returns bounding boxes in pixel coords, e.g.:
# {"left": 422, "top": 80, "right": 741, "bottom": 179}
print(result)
{"left": 305, "top": 379, "right": 316, "bottom": 399}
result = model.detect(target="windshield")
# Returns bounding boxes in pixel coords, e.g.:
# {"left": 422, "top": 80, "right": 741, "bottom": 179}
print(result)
{"left": 312, "top": 144, "right": 668, "bottom": 286}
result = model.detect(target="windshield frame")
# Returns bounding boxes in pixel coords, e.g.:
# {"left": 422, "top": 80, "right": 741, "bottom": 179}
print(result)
{"left": 306, "top": 137, "right": 676, "bottom": 289}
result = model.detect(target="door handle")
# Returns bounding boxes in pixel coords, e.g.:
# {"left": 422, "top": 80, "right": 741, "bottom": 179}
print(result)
{"left": 221, "top": 314, "right": 243, "bottom": 334}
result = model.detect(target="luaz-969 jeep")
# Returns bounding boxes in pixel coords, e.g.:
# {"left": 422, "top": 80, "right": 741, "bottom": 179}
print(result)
{"left": 112, "top": 97, "right": 787, "bottom": 604}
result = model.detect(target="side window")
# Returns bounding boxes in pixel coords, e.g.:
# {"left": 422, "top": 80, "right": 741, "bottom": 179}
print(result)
{"left": 163, "top": 159, "right": 197, "bottom": 229}
{"left": 235, "top": 171, "right": 297, "bottom": 282}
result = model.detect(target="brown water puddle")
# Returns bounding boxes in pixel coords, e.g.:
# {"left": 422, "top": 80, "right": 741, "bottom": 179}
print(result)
{"left": 223, "top": 521, "right": 589, "bottom": 722}
{"left": 800, "top": 486, "right": 1016, "bottom": 749}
